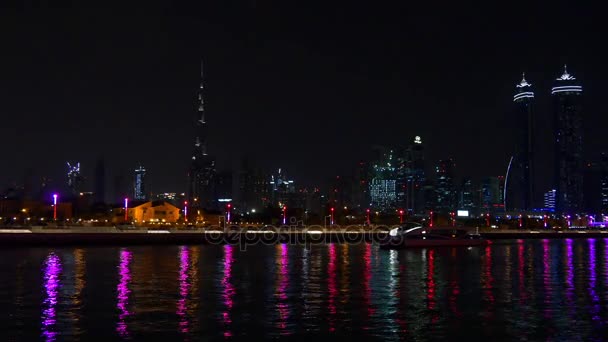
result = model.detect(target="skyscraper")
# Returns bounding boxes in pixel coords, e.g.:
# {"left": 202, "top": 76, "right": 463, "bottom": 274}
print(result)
{"left": 552, "top": 65, "right": 584, "bottom": 213}
{"left": 66, "top": 162, "right": 83, "bottom": 196}
{"left": 512, "top": 73, "right": 535, "bottom": 210}
{"left": 435, "top": 159, "right": 456, "bottom": 213}
{"left": 369, "top": 148, "right": 398, "bottom": 212}
{"left": 133, "top": 165, "right": 146, "bottom": 200}
{"left": 188, "top": 61, "right": 217, "bottom": 211}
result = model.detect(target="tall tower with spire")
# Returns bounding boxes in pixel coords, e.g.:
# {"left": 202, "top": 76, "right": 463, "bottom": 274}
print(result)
{"left": 552, "top": 65, "right": 584, "bottom": 214}
{"left": 188, "top": 61, "right": 217, "bottom": 212}
{"left": 510, "top": 72, "right": 535, "bottom": 211}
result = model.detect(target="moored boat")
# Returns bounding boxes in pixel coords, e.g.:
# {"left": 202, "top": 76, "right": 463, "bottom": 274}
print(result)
{"left": 379, "top": 223, "right": 488, "bottom": 249}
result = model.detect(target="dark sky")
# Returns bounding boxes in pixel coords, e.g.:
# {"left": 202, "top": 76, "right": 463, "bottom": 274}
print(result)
{"left": 1, "top": 1, "right": 606, "bottom": 200}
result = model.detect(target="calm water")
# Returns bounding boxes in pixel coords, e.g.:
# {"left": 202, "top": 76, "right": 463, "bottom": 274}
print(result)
{"left": 1, "top": 239, "right": 608, "bottom": 341}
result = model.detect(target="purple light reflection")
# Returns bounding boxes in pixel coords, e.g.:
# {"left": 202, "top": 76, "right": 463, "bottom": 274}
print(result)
{"left": 41, "top": 253, "right": 62, "bottom": 342}
{"left": 221, "top": 245, "right": 235, "bottom": 338}
{"left": 116, "top": 249, "right": 132, "bottom": 338}
{"left": 177, "top": 246, "right": 191, "bottom": 334}
{"left": 541, "top": 239, "right": 551, "bottom": 319}
{"left": 565, "top": 239, "right": 574, "bottom": 305}
{"left": 588, "top": 239, "right": 600, "bottom": 321}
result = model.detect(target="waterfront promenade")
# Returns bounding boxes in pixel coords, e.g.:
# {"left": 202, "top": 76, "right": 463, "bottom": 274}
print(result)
{"left": 1, "top": 225, "right": 607, "bottom": 245}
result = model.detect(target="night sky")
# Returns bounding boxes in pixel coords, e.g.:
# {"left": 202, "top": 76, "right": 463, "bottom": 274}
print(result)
{"left": 1, "top": 1, "right": 606, "bottom": 200}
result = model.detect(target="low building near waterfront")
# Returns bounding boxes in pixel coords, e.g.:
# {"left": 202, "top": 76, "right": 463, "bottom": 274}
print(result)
{"left": 111, "top": 200, "right": 181, "bottom": 224}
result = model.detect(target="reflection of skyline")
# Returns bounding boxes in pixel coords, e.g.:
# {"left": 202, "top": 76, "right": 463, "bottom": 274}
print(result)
{"left": 116, "top": 249, "right": 132, "bottom": 338}
{"left": 41, "top": 252, "right": 62, "bottom": 342}
{"left": 9, "top": 240, "right": 608, "bottom": 340}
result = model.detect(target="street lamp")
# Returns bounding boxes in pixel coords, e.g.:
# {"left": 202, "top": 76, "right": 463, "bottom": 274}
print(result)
{"left": 184, "top": 201, "right": 188, "bottom": 222}
{"left": 366, "top": 208, "right": 371, "bottom": 225}
{"left": 282, "top": 205, "right": 287, "bottom": 225}
{"left": 226, "top": 203, "right": 232, "bottom": 224}
{"left": 429, "top": 210, "right": 434, "bottom": 228}
{"left": 330, "top": 207, "right": 334, "bottom": 225}
{"left": 399, "top": 209, "right": 404, "bottom": 224}
{"left": 124, "top": 198, "right": 129, "bottom": 222}
{"left": 52, "top": 194, "right": 58, "bottom": 221}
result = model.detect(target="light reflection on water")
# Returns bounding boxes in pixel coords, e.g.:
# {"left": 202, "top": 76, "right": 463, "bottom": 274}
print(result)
{"left": 41, "top": 253, "right": 61, "bottom": 342}
{"left": 116, "top": 249, "right": 132, "bottom": 338}
{"left": 2, "top": 239, "right": 607, "bottom": 340}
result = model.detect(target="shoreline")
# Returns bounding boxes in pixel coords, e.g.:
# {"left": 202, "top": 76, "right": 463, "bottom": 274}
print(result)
{"left": 1, "top": 226, "right": 607, "bottom": 246}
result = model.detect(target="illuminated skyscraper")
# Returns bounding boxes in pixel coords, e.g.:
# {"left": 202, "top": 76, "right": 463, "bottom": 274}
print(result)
{"left": 435, "top": 159, "right": 455, "bottom": 213}
{"left": 133, "top": 165, "right": 146, "bottom": 200}
{"left": 512, "top": 73, "right": 535, "bottom": 211}
{"left": 188, "top": 61, "right": 217, "bottom": 210}
{"left": 552, "top": 65, "right": 584, "bottom": 213}
{"left": 66, "top": 162, "right": 83, "bottom": 196}
{"left": 369, "top": 148, "right": 397, "bottom": 212}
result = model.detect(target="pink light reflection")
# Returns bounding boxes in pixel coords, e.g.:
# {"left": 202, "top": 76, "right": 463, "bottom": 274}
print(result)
{"left": 483, "top": 246, "right": 495, "bottom": 308}
{"left": 518, "top": 242, "right": 527, "bottom": 304}
{"left": 116, "top": 249, "right": 132, "bottom": 338}
{"left": 177, "top": 246, "right": 191, "bottom": 334}
{"left": 221, "top": 245, "right": 235, "bottom": 338}
{"left": 328, "top": 243, "right": 337, "bottom": 332}
{"left": 363, "top": 243, "right": 374, "bottom": 329}
{"left": 41, "top": 253, "right": 62, "bottom": 342}
{"left": 275, "top": 244, "right": 290, "bottom": 334}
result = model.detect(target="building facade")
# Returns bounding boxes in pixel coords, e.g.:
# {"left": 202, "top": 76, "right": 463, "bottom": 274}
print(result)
{"left": 512, "top": 73, "right": 535, "bottom": 210}
{"left": 435, "top": 159, "right": 456, "bottom": 213}
{"left": 552, "top": 65, "right": 584, "bottom": 213}
{"left": 133, "top": 165, "right": 146, "bottom": 200}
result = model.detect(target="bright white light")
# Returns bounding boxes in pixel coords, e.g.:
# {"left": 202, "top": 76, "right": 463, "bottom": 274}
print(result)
{"left": 551, "top": 86, "right": 582, "bottom": 94}
{"left": 457, "top": 210, "right": 469, "bottom": 217}
{"left": 414, "top": 136, "right": 422, "bottom": 144}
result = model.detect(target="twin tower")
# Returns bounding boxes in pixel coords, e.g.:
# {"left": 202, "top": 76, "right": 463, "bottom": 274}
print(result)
{"left": 512, "top": 65, "right": 584, "bottom": 214}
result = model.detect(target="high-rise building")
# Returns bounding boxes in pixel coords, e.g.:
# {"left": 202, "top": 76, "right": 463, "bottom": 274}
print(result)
{"left": 188, "top": 61, "right": 217, "bottom": 210}
{"left": 435, "top": 159, "right": 455, "bottom": 213}
{"left": 369, "top": 148, "right": 398, "bottom": 212}
{"left": 512, "top": 73, "right": 535, "bottom": 210}
{"left": 552, "top": 65, "right": 584, "bottom": 213}
{"left": 544, "top": 189, "right": 556, "bottom": 211}
{"left": 236, "top": 159, "right": 271, "bottom": 212}
{"left": 66, "top": 162, "right": 83, "bottom": 196}
{"left": 458, "top": 177, "right": 475, "bottom": 211}
{"left": 481, "top": 177, "right": 501, "bottom": 212}
{"left": 133, "top": 165, "right": 146, "bottom": 200}
{"left": 270, "top": 168, "right": 296, "bottom": 207}
{"left": 404, "top": 136, "right": 426, "bottom": 214}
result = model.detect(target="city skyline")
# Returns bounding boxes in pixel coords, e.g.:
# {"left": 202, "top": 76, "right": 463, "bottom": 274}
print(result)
{"left": 1, "top": 3, "right": 607, "bottom": 195}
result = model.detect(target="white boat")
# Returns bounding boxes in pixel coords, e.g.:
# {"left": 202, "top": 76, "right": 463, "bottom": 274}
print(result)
{"left": 379, "top": 223, "right": 488, "bottom": 249}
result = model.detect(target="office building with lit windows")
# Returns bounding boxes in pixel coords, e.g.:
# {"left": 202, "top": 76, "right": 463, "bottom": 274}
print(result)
{"left": 369, "top": 148, "right": 398, "bottom": 212}
{"left": 133, "top": 165, "right": 146, "bottom": 200}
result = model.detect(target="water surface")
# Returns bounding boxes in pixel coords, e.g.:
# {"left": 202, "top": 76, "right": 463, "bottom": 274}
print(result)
{"left": 1, "top": 239, "right": 607, "bottom": 340}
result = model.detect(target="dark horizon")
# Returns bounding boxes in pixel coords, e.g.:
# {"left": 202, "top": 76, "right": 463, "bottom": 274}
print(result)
{"left": 1, "top": 2, "right": 607, "bottom": 200}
